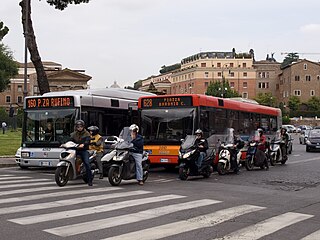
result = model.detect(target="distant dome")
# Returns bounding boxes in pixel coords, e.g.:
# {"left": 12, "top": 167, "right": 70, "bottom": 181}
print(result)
{"left": 110, "top": 81, "right": 120, "bottom": 88}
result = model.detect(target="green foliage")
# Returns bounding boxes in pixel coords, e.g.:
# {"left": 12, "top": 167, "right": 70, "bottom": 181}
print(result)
{"left": 282, "top": 115, "right": 290, "bottom": 124}
{"left": 47, "top": 0, "right": 90, "bottom": 10}
{"left": 288, "top": 96, "right": 300, "bottom": 112}
{"left": 281, "top": 52, "right": 299, "bottom": 68}
{"left": 0, "top": 129, "right": 21, "bottom": 156}
{"left": 205, "top": 80, "right": 240, "bottom": 98}
{"left": 0, "top": 21, "right": 9, "bottom": 41}
{"left": 159, "top": 64, "right": 181, "bottom": 74}
{"left": 306, "top": 96, "right": 320, "bottom": 111}
{"left": 0, "top": 43, "right": 19, "bottom": 92}
{"left": 254, "top": 93, "right": 276, "bottom": 107}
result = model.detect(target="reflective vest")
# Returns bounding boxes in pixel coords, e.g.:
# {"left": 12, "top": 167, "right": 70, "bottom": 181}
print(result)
{"left": 89, "top": 134, "right": 104, "bottom": 153}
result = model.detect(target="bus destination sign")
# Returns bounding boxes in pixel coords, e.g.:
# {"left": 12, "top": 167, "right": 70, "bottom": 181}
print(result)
{"left": 142, "top": 96, "right": 192, "bottom": 108}
{"left": 26, "top": 96, "right": 74, "bottom": 109}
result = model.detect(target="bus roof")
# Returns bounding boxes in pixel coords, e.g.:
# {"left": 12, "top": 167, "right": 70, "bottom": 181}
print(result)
{"left": 43, "top": 88, "right": 156, "bottom": 101}
{"left": 139, "top": 94, "right": 281, "bottom": 116}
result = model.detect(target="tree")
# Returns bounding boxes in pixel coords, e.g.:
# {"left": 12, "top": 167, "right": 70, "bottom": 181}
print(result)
{"left": 205, "top": 80, "right": 240, "bottom": 98}
{"left": 288, "top": 96, "right": 300, "bottom": 112}
{"left": 19, "top": 0, "right": 91, "bottom": 95}
{"left": 0, "top": 22, "right": 19, "bottom": 93}
{"left": 0, "top": 21, "right": 9, "bottom": 41}
{"left": 281, "top": 52, "right": 299, "bottom": 68}
{"left": 306, "top": 96, "right": 320, "bottom": 111}
{"left": 254, "top": 93, "right": 276, "bottom": 107}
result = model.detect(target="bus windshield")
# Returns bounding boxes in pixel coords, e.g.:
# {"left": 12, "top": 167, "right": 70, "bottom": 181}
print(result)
{"left": 141, "top": 107, "right": 195, "bottom": 144}
{"left": 24, "top": 109, "right": 77, "bottom": 146}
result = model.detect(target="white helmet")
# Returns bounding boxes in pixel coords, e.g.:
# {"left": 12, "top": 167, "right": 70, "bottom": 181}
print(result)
{"left": 129, "top": 124, "right": 139, "bottom": 133}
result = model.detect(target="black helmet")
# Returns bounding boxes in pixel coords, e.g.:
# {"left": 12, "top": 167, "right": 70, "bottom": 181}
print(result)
{"left": 75, "top": 120, "right": 85, "bottom": 127}
{"left": 88, "top": 126, "right": 99, "bottom": 136}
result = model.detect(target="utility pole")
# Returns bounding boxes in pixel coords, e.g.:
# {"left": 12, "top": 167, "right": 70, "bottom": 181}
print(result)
{"left": 23, "top": 0, "right": 29, "bottom": 99}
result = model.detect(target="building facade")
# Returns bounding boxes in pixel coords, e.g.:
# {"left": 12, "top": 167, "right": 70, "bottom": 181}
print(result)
{"left": 278, "top": 59, "right": 320, "bottom": 105}
{"left": 0, "top": 61, "right": 91, "bottom": 112}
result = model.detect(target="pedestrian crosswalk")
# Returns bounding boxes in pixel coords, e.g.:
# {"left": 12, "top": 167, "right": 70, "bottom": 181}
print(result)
{"left": 0, "top": 172, "right": 319, "bottom": 240}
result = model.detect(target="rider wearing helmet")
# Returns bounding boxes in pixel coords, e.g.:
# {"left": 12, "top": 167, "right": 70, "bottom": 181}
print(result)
{"left": 257, "top": 128, "right": 269, "bottom": 170}
{"left": 70, "top": 120, "right": 93, "bottom": 186}
{"left": 129, "top": 124, "right": 144, "bottom": 185}
{"left": 88, "top": 126, "right": 104, "bottom": 179}
{"left": 194, "top": 129, "right": 208, "bottom": 170}
{"left": 280, "top": 127, "right": 289, "bottom": 159}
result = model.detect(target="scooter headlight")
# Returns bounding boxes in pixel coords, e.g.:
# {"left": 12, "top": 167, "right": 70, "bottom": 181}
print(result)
{"left": 220, "top": 150, "right": 227, "bottom": 158}
{"left": 183, "top": 149, "right": 195, "bottom": 159}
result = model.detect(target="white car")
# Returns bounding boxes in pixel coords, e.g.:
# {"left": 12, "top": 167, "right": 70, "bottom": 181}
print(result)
{"left": 15, "top": 147, "right": 22, "bottom": 165}
{"left": 282, "top": 125, "right": 296, "bottom": 133}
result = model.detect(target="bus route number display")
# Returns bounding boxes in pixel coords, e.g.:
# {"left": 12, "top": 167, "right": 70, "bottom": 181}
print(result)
{"left": 26, "top": 96, "right": 74, "bottom": 109}
{"left": 142, "top": 96, "right": 192, "bottom": 108}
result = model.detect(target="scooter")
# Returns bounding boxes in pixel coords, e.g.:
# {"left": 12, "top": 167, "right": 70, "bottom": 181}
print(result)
{"left": 245, "top": 131, "right": 269, "bottom": 171}
{"left": 107, "top": 127, "right": 150, "bottom": 186}
{"left": 269, "top": 130, "right": 288, "bottom": 165}
{"left": 101, "top": 135, "right": 120, "bottom": 175}
{"left": 178, "top": 135, "right": 214, "bottom": 180}
{"left": 55, "top": 141, "right": 98, "bottom": 187}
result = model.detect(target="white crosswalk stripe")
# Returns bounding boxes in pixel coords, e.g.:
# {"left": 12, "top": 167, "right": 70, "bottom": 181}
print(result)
{"left": 102, "top": 205, "right": 265, "bottom": 240}
{"left": 213, "top": 212, "right": 313, "bottom": 240}
{"left": 301, "top": 230, "right": 320, "bottom": 240}
{"left": 0, "top": 187, "right": 113, "bottom": 204}
{"left": 44, "top": 199, "right": 221, "bottom": 237}
{"left": 0, "top": 178, "right": 50, "bottom": 185}
{"left": 0, "top": 189, "right": 149, "bottom": 215}
{"left": 9, "top": 194, "right": 185, "bottom": 225}
{"left": 0, "top": 181, "right": 52, "bottom": 189}
{"left": 0, "top": 176, "right": 31, "bottom": 181}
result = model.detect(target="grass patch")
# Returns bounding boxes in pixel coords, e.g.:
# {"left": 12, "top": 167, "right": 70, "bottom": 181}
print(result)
{"left": 0, "top": 129, "right": 22, "bottom": 156}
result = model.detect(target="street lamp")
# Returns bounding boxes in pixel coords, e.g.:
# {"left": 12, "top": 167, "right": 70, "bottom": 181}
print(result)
{"left": 23, "top": 0, "right": 30, "bottom": 99}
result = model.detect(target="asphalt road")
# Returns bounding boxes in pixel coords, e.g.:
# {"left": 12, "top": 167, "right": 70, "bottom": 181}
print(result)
{"left": 0, "top": 135, "right": 320, "bottom": 240}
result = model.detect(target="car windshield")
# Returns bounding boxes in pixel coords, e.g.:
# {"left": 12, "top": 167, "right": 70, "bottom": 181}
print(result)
{"left": 309, "top": 130, "right": 320, "bottom": 138}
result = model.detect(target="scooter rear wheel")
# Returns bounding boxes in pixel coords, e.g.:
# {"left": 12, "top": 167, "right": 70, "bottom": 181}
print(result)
{"left": 108, "top": 166, "right": 122, "bottom": 186}
{"left": 55, "top": 166, "right": 69, "bottom": 187}
{"left": 179, "top": 167, "right": 188, "bottom": 180}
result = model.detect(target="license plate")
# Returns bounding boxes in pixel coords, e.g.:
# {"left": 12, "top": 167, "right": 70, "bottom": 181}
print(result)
{"left": 160, "top": 159, "right": 169, "bottom": 163}
{"left": 316, "top": 146, "right": 320, "bottom": 148}
{"left": 40, "top": 161, "right": 51, "bottom": 166}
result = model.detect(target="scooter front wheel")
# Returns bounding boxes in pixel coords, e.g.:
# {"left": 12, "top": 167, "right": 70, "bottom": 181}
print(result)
{"left": 245, "top": 156, "right": 254, "bottom": 171}
{"left": 217, "top": 162, "right": 227, "bottom": 175}
{"left": 108, "top": 166, "right": 122, "bottom": 186}
{"left": 55, "top": 166, "right": 69, "bottom": 187}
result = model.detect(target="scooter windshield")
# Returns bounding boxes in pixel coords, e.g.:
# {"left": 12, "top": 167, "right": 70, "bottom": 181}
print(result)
{"left": 181, "top": 135, "right": 196, "bottom": 150}
{"left": 224, "top": 128, "right": 235, "bottom": 144}
{"left": 273, "top": 130, "right": 282, "bottom": 141}
{"left": 116, "top": 127, "right": 133, "bottom": 149}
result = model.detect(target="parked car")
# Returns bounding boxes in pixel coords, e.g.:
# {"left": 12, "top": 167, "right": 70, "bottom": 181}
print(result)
{"left": 288, "top": 133, "right": 293, "bottom": 154}
{"left": 282, "top": 125, "right": 297, "bottom": 133}
{"left": 299, "top": 130, "right": 311, "bottom": 145}
{"left": 306, "top": 129, "right": 320, "bottom": 152}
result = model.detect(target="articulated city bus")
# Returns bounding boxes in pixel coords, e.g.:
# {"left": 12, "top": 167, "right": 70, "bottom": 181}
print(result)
{"left": 138, "top": 94, "right": 282, "bottom": 167}
{"left": 18, "top": 88, "right": 155, "bottom": 168}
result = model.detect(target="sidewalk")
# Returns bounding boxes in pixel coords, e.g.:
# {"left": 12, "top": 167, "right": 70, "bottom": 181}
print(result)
{"left": 0, "top": 157, "right": 17, "bottom": 168}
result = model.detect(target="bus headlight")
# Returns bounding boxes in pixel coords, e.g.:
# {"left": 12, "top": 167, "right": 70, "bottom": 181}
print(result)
{"left": 21, "top": 152, "right": 30, "bottom": 158}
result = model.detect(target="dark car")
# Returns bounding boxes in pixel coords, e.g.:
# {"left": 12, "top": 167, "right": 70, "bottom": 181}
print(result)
{"left": 306, "top": 129, "right": 320, "bottom": 152}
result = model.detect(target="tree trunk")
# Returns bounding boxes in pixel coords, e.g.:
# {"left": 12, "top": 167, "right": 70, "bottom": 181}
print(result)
{"left": 20, "top": 0, "right": 50, "bottom": 95}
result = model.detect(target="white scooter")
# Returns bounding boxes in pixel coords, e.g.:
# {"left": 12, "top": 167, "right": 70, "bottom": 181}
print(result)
{"left": 55, "top": 141, "right": 98, "bottom": 187}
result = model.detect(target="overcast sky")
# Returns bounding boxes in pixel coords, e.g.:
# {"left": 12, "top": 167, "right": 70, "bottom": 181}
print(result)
{"left": 1, "top": 0, "right": 320, "bottom": 88}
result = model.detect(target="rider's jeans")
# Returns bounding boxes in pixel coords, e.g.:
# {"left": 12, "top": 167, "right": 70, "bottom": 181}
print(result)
{"left": 131, "top": 152, "right": 143, "bottom": 181}
{"left": 78, "top": 150, "right": 93, "bottom": 183}
{"left": 197, "top": 152, "right": 206, "bottom": 168}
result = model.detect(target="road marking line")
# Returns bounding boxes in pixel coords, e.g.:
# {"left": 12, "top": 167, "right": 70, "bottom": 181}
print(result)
{"left": 101, "top": 205, "right": 265, "bottom": 240}
{"left": 44, "top": 199, "right": 221, "bottom": 237}
{"left": 0, "top": 181, "right": 53, "bottom": 189}
{"left": 10, "top": 194, "right": 185, "bottom": 225}
{"left": 0, "top": 176, "right": 26, "bottom": 180}
{"left": 213, "top": 212, "right": 313, "bottom": 240}
{"left": 290, "top": 157, "right": 320, "bottom": 164}
{"left": 301, "top": 229, "right": 320, "bottom": 240}
{"left": 0, "top": 187, "right": 112, "bottom": 204}
{"left": 0, "top": 189, "right": 148, "bottom": 215}
{"left": 0, "top": 185, "right": 85, "bottom": 196}
{"left": 0, "top": 178, "right": 49, "bottom": 185}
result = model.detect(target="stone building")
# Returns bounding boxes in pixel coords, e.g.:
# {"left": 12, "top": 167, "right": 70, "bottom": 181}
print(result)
{"left": 278, "top": 59, "right": 320, "bottom": 105}
{"left": 0, "top": 61, "right": 91, "bottom": 112}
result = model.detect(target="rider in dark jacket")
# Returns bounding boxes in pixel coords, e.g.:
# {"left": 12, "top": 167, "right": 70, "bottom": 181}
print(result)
{"left": 194, "top": 129, "right": 208, "bottom": 169}
{"left": 280, "top": 127, "right": 289, "bottom": 158}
